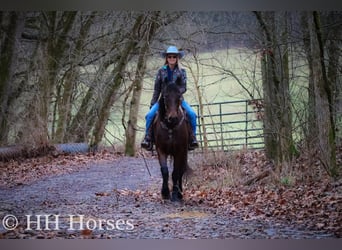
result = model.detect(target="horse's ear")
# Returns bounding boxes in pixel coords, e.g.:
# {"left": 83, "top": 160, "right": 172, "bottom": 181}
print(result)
{"left": 162, "top": 83, "right": 168, "bottom": 94}
{"left": 176, "top": 76, "right": 181, "bottom": 85}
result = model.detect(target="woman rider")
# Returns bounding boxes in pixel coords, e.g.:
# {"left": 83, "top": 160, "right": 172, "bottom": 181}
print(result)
{"left": 141, "top": 45, "right": 199, "bottom": 151}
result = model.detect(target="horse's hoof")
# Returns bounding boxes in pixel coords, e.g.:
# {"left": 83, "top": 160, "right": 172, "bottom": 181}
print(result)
{"left": 161, "top": 189, "right": 170, "bottom": 200}
{"left": 162, "top": 194, "right": 170, "bottom": 200}
{"left": 171, "top": 192, "right": 183, "bottom": 202}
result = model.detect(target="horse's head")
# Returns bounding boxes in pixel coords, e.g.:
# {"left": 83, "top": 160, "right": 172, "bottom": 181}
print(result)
{"left": 161, "top": 83, "right": 182, "bottom": 127}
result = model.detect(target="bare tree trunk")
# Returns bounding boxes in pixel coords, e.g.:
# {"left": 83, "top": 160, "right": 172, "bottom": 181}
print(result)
{"left": 125, "top": 13, "right": 161, "bottom": 156}
{"left": 277, "top": 12, "right": 296, "bottom": 163}
{"left": 91, "top": 14, "right": 145, "bottom": 148}
{"left": 29, "top": 11, "right": 77, "bottom": 146}
{"left": 325, "top": 12, "right": 342, "bottom": 148}
{"left": 306, "top": 11, "right": 337, "bottom": 177}
{"left": 301, "top": 12, "right": 318, "bottom": 150}
{"left": 124, "top": 46, "right": 148, "bottom": 156}
{"left": 54, "top": 12, "right": 96, "bottom": 143}
{"left": 66, "top": 65, "right": 107, "bottom": 143}
{"left": 254, "top": 11, "right": 295, "bottom": 168}
{"left": 0, "top": 11, "right": 26, "bottom": 145}
{"left": 184, "top": 48, "right": 209, "bottom": 152}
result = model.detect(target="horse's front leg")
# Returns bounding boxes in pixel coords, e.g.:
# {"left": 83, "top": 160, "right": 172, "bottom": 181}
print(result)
{"left": 171, "top": 171, "right": 182, "bottom": 202}
{"left": 171, "top": 158, "right": 186, "bottom": 202}
{"left": 158, "top": 153, "right": 170, "bottom": 199}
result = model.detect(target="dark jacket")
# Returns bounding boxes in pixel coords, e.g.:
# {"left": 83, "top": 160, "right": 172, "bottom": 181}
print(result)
{"left": 150, "top": 65, "right": 187, "bottom": 107}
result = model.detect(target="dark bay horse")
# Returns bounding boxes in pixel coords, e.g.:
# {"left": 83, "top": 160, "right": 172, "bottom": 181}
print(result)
{"left": 152, "top": 83, "right": 189, "bottom": 202}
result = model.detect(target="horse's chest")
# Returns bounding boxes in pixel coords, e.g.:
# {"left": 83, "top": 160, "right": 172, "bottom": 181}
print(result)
{"left": 159, "top": 130, "right": 180, "bottom": 152}
{"left": 167, "top": 129, "right": 173, "bottom": 140}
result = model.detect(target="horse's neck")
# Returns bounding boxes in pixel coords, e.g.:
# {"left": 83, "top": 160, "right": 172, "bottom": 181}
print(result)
{"left": 158, "top": 100, "right": 166, "bottom": 119}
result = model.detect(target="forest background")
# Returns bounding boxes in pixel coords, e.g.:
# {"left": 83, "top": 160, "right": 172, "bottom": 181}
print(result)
{"left": 0, "top": 11, "right": 341, "bottom": 179}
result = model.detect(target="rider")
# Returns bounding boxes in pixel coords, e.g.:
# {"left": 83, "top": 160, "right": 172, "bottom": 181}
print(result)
{"left": 141, "top": 45, "right": 199, "bottom": 151}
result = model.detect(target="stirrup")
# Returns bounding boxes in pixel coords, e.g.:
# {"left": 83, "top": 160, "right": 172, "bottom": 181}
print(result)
{"left": 141, "top": 139, "right": 153, "bottom": 151}
{"left": 188, "top": 140, "right": 199, "bottom": 151}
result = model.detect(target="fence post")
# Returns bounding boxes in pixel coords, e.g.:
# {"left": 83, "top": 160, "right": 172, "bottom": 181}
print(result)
{"left": 219, "top": 103, "right": 224, "bottom": 151}
{"left": 245, "top": 100, "right": 248, "bottom": 147}
{"left": 195, "top": 104, "right": 202, "bottom": 149}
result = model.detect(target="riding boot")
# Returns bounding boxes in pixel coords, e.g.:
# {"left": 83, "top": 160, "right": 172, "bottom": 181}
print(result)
{"left": 141, "top": 126, "right": 153, "bottom": 151}
{"left": 188, "top": 130, "right": 199, "bottom": 151}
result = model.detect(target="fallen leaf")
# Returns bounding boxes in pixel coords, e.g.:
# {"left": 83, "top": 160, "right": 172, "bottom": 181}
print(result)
{"left": 95, "top": 192, "right": 110, "bottom": 197}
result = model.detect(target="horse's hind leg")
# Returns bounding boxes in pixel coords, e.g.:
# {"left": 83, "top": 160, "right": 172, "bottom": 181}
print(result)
{"left": 159, "top": 154, "right": 170, "bottom": 199}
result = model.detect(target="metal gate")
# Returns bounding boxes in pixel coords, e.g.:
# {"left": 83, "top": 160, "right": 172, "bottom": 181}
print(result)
{"left": 194, "top": 99, "right": 264, "bottom": 151}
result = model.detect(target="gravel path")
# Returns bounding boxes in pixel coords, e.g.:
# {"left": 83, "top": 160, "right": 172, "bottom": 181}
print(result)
{"left": 0, "top": 156, "right": 335, "bottom": 239}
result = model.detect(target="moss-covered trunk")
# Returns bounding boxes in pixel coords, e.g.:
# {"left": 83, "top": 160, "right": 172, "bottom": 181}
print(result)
{"left": 0, "top": 12, "right": 26, "bottom": 145}
{"left": 308, "top": 12, "right": 337, "bottom": 177}
{"left": 255, "top": 11, "right": 295, "bottom": 168}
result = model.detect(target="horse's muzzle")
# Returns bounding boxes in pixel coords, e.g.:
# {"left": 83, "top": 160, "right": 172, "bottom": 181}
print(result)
{"left": 167, "top": 115, "right": 179, "bottom": 125}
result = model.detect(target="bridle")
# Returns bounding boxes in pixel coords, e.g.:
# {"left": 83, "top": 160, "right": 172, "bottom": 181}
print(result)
{"left": 160, "top": 93, "right": 185, "bottom": 134}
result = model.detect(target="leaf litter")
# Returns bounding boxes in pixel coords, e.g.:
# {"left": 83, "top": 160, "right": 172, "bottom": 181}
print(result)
{"left": 0, "top": 148, "right": 341, "bottom": 238}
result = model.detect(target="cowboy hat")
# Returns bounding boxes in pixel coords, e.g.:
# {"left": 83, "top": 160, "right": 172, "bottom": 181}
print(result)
{"left": 161, "top": 46, "right": 185, "bottom": 59}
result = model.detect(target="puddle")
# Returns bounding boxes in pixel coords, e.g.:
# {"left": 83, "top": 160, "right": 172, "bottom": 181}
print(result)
{"left": 162, "top": 211, "right": 209, "bottom": 219}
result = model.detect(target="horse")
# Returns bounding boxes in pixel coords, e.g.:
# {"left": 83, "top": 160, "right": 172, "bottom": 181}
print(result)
{"left": 152, "top": 82, "right": 190, "bottom": 202}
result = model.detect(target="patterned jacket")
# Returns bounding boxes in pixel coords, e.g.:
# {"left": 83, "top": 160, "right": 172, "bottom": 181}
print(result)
{"left": 150, "top": 65, "right": 187, "bottom": 107}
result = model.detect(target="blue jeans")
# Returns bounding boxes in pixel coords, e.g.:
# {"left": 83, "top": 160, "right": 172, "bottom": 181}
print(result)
{"left": 145, "top": 100, "right": 197, "bottom": 135}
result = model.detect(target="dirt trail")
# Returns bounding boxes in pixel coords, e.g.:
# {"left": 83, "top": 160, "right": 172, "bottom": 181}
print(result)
{"left": 0, "top": 156, "right": 335, "bottom": 239}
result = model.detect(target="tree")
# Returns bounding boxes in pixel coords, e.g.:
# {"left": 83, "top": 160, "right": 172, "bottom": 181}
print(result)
{"left": 16, "top": 11, "right": 78, "bottom": 147}
{"left": 254, "top": 11, "right": 296, "bottom": 169}
{"left": 90, "top": 14, "right": 146, "bottom": 149}
{"left": 0, "top": 11, "right": 26, "bottom": 144}
{"left": 65, "top": 12, "right": 129, "bottom": 143}
{"left": 53, "top": 12, "right": 96, "bottom": 143}
{"left": 301, "top": 11, "right": 338, "bottom": 178}
{"left": 124, "top": 12, "right": 162, "bottom": 156}
{"left": 324, "top": 12, "right": 342, "bottom": 150}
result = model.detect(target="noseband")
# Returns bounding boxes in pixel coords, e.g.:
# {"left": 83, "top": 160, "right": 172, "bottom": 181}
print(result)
{"left": 160, "top": 106, "right": 185, "bottom": 132}
{"left": 161, "top": 88, "right": 185, "bottom": 130}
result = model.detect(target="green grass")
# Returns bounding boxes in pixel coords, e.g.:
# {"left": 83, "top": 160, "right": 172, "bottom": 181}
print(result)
{"left": 104, "top": 48, "right": 309, "bottom": 150}
{"left": 103, "top": 48, "right": 264, "bottom": 149}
